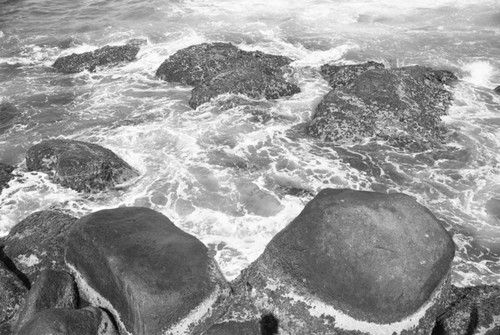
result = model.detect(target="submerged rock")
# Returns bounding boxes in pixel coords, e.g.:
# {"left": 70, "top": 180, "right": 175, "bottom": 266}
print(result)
{"left": 15, "top": 269, "right": 78, "bottom": 332}
{"left": 227, "top": 188, "right": 455, "bottom": 334}
{"left": 2, "top": 210, "right": 78, "bottom": 283}
{"left": 65, "top": 207, "right": 231, "bottom": 335}
{"left": 16, "top": 307, "right": 118, "bottom": 335}
{"left": 309, "top": 64, "right": 458, "bottom": 150}
{"left": 26, "top": 139, "right": 138, "bottom": 192}
{"left": 156, "top": 42, "right": 300, "bottom": 108}
{"left": 0, "top": 102, "right": 19, "bottom": 134}
{"left": 52, "top": 41, "right": 142, "bottom": 73}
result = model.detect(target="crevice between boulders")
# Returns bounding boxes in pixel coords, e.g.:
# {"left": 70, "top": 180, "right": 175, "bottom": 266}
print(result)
{"left": 0, "top": 246, "right": 30, "bottom": 290}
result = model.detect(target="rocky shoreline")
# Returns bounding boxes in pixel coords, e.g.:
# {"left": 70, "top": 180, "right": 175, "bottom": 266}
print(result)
{"left": 1, "top": 42, "right": 499, "bottom": 334}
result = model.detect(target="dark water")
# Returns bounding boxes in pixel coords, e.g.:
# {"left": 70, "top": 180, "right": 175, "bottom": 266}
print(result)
{"left": 0, "top": 0, "right": 499, "bottom": 283}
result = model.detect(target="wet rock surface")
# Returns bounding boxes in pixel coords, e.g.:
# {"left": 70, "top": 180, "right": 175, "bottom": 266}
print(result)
{"left": 2, "top": 210, "right": 78, "bottom": 283}
{"left": 0, "top": 163, "right": 15, "bottom": 194}
{"left": 26, "top": 139, "right": 139, "bottom": 192}
{"left": 0, "top": 260, "right": 27, "bottom": 326}
{"left": 156, "top": 42, "right": 300, "bottom": 108}
{"left": 52, "top": 41, "right": 143, "bottom": 73}
{"left": 309, "top": 64, "right": 458, "bottom": 150}
{"left": 223, "top": 188, "right": 455, "bottom": 334}
{"left": 15, "top": 269, "right": 78, "bottom": 333}
{"left": 65, "top": 207, "right": 231, "bottom": 335}
{"left": 16, "top": 307, "right": 118, "bottom": 335}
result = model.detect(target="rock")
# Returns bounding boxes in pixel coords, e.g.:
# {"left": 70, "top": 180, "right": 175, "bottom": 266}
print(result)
{"left": 16, "top": 307, "right": 118, "bottom": 335}
{"left": 15, "top": 269, "right": 78, "bottom": 332}
{"left": 26, "top": 139, "right": 139, "bottom": 192}
{"left": 227, "top": 188, "right": 455, "bottom": 334}
{"left": 155, "top": 42, "right": 300, "bottom": 108}
{"left": 53, "top": 42, "right": 141, "bottom": 73}
{"left": 320, "top": 61, "right": 385, "bottom": 89}
{"left": 494, "top": 86, "right": 500, "bottom": 95}
{"left": 485, "top": 198, "right": 500, "bottom": 220}
{"left": 309, "top": 65, "right": 458, "bottom": 150}
{"left": 0, "top": 260, "right": 27, "bottom": 325}
{"left": 205, "top": 320, "right": 260, "bottom": 335}
{"left": 435, "top": 285, "right": 500, "bottom": 335}
{"left": 65, "top": 207, "right": 231, "bottom": 335}
{"left": 189, "top": 67, "right": 301, "bottom": 109}
{"left": 0, "top": 163, "right": 15, "bottom": 193}
{"left": 0, "top": 102, "right": 19, "bottom": 134}
{"left": 2, "top": 210, "right": 78, "bottom": 283}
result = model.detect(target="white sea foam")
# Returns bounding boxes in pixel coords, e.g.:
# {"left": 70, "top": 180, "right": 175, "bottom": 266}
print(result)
{"left": 462, "top": 61, "right": 496, "bottom": 87}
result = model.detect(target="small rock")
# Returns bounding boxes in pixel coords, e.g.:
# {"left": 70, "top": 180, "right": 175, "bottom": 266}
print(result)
{"left": 2, "top": 210, "right": 78, "bottom": 282}
{"left": 26, "top": 139, "right": 139, "bottom": 192}
{"left": 493, "top": 86, "right": 500, "bottom": 95}
{"left": 0, "top": 163, "right": 15, "bottom": 194}
{"left": 16, "top": 307, "right": 118, "bottom": 335}
{"left": 15, "top": 269, "right": 78, "bottom": 332}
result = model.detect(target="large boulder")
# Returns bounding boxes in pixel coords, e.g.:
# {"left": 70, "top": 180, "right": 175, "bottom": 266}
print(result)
{"left": 226, "top": 188, "right": 455, "bottom": 334}
{"left": 0, "top": 260, "right": 27, "bottom": 326}
{"left": 16, "top": 307, "right": 118, "bottom": 335}
{"left": 155, "top": 43, "right": 300, "bottom": 108}
{"left": 0, "top": 102, "right": 19, "bottom": 134}
{"left": 52, "top": 40, "right": 143, "bottom": 73}
{"left": 26, "top": 139, "right": 139, "bottom": 192}
{"left": 65, "top": 207, "right": 231, "bottom": 335}
{"left": 2, "top": 210, "right": 78, "bottom": 283}
{"left": 15, "top": 269, "right": 78, "bottom": 332}
{"left": 0, "top": 163, "right": 15, "bottom": 194}
{"left": 436, "top": 285, "right": 500, "bottom": 335}
{"left": 309, "top": 64, "right": 458, "bottom": 150}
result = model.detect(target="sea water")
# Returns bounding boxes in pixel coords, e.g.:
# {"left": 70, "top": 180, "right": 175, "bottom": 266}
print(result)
{"left": 0, "top": 0, "right": 499, "bottom": 285}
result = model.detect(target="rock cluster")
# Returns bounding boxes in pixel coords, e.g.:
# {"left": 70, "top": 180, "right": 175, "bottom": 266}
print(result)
{"left": 155, "top": 43, "right": 300, "bottom": 108}
{"left": 309, "top": 62, "right": 458, "bottom": 150}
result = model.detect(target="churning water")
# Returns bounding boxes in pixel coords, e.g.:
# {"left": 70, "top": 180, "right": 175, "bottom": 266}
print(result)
{"left": 0, "top": 0, "right": 499, "bottom": 284}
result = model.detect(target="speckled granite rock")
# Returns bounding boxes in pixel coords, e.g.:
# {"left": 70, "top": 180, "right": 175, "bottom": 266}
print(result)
{"left": 0, "top": 261, "right": 27, "bottom": 326}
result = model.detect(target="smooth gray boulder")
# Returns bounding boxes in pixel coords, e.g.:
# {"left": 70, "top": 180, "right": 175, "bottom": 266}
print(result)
{"left": 26, "top": 139, "right": 138, "bottom": 192}
{"left": 225, "top": 188, "right": 455, "bottom": 334}
{"left": 65, "top": 207, "right": 231, "bottom": 335}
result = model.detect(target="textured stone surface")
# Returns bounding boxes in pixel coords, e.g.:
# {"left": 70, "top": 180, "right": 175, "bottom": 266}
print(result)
{"left": 436, "top": 285, "right": 500, "bottom": 335}
{"left": 2, "top": 210, "right": 78, "bottom": 282}
{"left": 320, "top": 61, "right": 385, "bottom": 89}
{"left": 205, "top": 320, "right": 260, "bottom": 335}
{"left": 156, "top": 42, "right": 300, "bottom": 108}
{"left": 15, "top": 269, "right": 78, "bottom": 332}
{"left": 26, "top": 139, "right": 138, "bottom": 192}
{"left": 225, "top": 188, "right": 455, "bottom": 334}
{"left": 53, "top": 42, "right": 141, "bottom": 73}
{"left": 0, "top": 163, "right": 14, "bottom": 194}
{"left": 16, "top": 307, "right": 118, "bottom": 335}
{"left": 0, "top": 102, "right": 18, "bottom": 134}
{"left": 65, "top": 207, "right": 231, "bottom": 335}
{"left": 309, "top": 65, "right": 457, "bottom": 150}
{"left": 0, "top": 261, "right": 27, "bottom": 325}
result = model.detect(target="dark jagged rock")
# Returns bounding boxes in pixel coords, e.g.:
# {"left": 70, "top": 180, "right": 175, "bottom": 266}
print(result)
{"left": 16, "top": 307, "right": 118, "bottom": 335}
{"left": 52, "top": 42, "right": 141, "bottom": 73}
{"left": 225, "top": 188, "right": 455, "bottom": 334}
{"left": 0, "top": 102, "right": 19, "bottom": 134}
{"left": 494, "top": 86, "right": 500, "bottom": 95}
{"left": 320, "top": 61, "right": 385, "bottom": 89}
{"left": 436, "top": 285, "right": 500, "bottom": 335}
{"left": 0, "top": 163, "right": 15, "bottom": 193}
{"left": 0, "top": 261, "right": 27, "bottom": 326}
{"left": 309, "top": 65, "right": 458, "bottom": 151}
{"left": 189, "top": 67, "right": 301, "bottom": 109}
{"left": 2, "top": 210, "right": 77, "bottom": 283}
{"left": 156, "top": 42, "right": 300, "bottom": 108}
{"left": 65, "top": 207, "right": 231, "bottom": 335}
{"left": 15, "top": 269, "right": 78, "bottom": 333}
{"left": 26, "top": 139, "right": 139, "bottom": 192}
